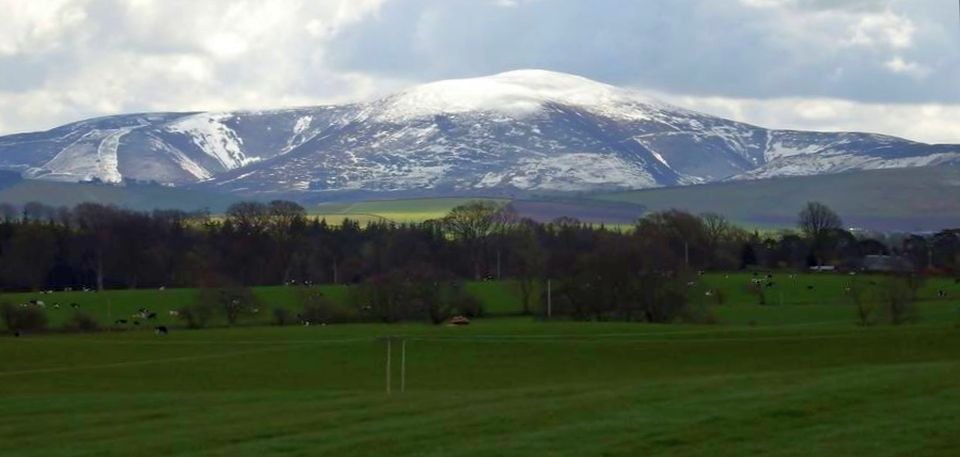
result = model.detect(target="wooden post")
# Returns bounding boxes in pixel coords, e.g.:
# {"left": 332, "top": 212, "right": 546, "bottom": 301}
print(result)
{"left": 547, "top": 279, "right": 552, "bottom": 319}
{"left": 385, "top": 338, "right": 392, "bottom": 395}
{"left": 400, "top": 339, "right": 406, "bottom": 393}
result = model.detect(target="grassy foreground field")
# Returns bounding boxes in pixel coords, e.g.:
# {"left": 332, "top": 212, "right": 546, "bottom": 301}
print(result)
{"left": 2, "top": 318, "right": 960, "bottom": 456}
{"left": 3, "top": 273, "right": 960, "bottom": 456}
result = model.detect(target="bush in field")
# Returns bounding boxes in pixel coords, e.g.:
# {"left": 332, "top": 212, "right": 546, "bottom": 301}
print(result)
{"left": 879, "top": 276, "right": 920, "bottom": 325}
{"left": 1, "top": 303, "right": 48, "bottom": 333}
{"left": 847, "top": 276, "right": 877, "bottom": 326}
{"left": 273, "top": 307, "right": 292, "bottom": 326}
{"left": 62, "top": 311, "right": 100, "bottom": 333}
{"left": 449, "top": 285, "right": 484, "bottom": 318}
{"left": 351, "top": 265, "right": 469, "bottom": 324}
{"left": 178, "top": 301, "right": 217, "bottom": 329}
{"left": 298, "top": 287, "right": 356, "bottom": 324}
{"left": 194, "top": 286, "right": 262, "bottom": 326}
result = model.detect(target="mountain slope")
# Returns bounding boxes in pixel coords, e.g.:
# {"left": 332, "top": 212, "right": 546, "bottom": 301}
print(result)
{"left": 1, "top": 69, "right": 958, "bottom": 194}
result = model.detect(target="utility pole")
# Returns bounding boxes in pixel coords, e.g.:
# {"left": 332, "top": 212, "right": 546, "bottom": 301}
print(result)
{"left": 400, "top": 339, "right": 406, "bottom": 393}
{"left": 385, "top": 338, "right": 392, "bottom": 396}
{"left": 546, "top": 279, "right": 552, "bottom": 319}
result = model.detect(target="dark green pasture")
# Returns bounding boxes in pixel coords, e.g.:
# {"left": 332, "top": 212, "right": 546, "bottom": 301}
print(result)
{"left": 2, "top": 273, "right": 960, "bottom": 456}
{"left": 2, "top": 319, "right": 959, "bottom": 456}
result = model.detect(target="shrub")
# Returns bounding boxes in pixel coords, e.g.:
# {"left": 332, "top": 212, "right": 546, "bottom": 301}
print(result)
{"left": 62, "top": 311, "right": 100, "bottom": 333}
{"left": 195, "top": 286, "right": 261, "bottom": 326}
{"left": 1, "top": 303, "right": 48, "bottom": 333}
{"left": 299, "top": 287, "right": 356, "bottom": 324}
{"left": 880, "top": 276, "right": 919, "bottom": 325}
{"left": 273, "top": 307, "right": 292, "bottom": 326}
{"left": 447, "top": 284, "right": 483, "bottom": 318}
{"left": 178, "top": 301, "right": 216, "bottom": 329}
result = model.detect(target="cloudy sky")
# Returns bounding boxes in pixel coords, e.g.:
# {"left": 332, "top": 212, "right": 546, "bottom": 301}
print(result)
{"left": 1, "top": 0, "right": 958, "bottom": 143}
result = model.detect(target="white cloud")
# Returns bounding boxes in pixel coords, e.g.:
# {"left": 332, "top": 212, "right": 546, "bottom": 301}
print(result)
{"left": 0, "top": 0, "right": 956, "bottom": 147}
{"left": 653, "top": 92, "right": 960, "bottom": 144}
{"left": 0, "top": 0, "right": 388, "bottom": 133}
{"left": 884, "top": 56, "right": 930, "bottom": 78}
{"left": 845, "top": 11, "right": 915, "bottom": 49}
{"left": 0, "top": 0, "right": 89, "bottom": 56}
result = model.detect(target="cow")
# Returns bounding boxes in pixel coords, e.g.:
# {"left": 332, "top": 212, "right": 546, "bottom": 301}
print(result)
{"left": 155, "top": 326, "right": 168, "bottom": 335}
{"left": 115, "top": 319, "right": 128, "bottom": 325}
{"left": 146, "top": 312, "right": 157, "bottom": 320}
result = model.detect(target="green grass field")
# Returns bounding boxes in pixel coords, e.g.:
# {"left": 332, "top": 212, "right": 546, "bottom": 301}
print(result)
{"left": 0, "top": 281, "right": 527, "bottom": 328}
{"left": 312, "top": 197, "right": 509, "bottom": 223}
{"left": 3, "top": 273, "right": 960, "bottom": 456}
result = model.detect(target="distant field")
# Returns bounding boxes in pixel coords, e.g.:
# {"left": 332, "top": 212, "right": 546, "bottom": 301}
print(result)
{"left": 312, "top": 197, "right": 510, "bottom": 223}
{"left": 0, "top": 180, "right": 239, "bottom": 212}
{"left": 5, "top": 273, "right": 959, "bottom": 330}
{"left": 594, "top": 165, "right": 960, "bottom": 231}
{"left": 1, "top": 281, "right": 526, "bottom": 328}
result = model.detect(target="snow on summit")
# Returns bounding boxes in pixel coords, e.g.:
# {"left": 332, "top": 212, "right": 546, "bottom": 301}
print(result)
{"left": 375, "top": 69, "right": 665, "bottom": 122}
{"left": 1, "top": 69, "right": 958, "bottom": 193}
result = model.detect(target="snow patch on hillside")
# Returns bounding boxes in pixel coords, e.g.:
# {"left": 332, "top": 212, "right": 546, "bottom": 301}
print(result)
{"left": 476, "top": 152, "right": 658, "bottom": 191}
{"left": 167, "top": 113, "right": 259, "bottom": 170}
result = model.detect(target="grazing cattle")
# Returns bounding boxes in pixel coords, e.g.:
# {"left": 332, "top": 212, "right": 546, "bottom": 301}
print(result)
{"left": 765, "top": 282, "right": 774, "bottom": 288}
{"left": 807, "top": 285, "right": 814, "bottom": 291}
{"left": 155, "top": 326, "right": 168, "bottom": 335}
{"left": 53, "top": 303, "right": 60, "bottom": 310}
{"left": 115, "top": 319, "right": 128, "bottom": 325}
{"left": 168, "top": 310, "right": 179, "bottom": 317}
{"left": 686, "top": 281, "right": 696, "bottom": 287}
{"left": 133, "top": 320, "right": 140, "bottom": 326}
{"left": 938, "top": 290, "right": 947, "bottom": 298}
{"left": 158, "top": 286, "right": 166, "bottom": 291}
{"left": 766, "top": 274, "right": 773, "bottom": 279}
{"left": 70, "top": 303, "right": 79, "bottom": 309}
{"left": 146, "top": 312, "right": 157, "bottom": 320}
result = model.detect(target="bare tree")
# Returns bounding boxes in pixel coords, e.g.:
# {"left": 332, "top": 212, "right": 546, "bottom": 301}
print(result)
{"left": 443, "top": 201, "right": 503, "bottom": 279}
{"left": 798, "top": 202, "right": 843, "bottom": 267}
{"left": 798, "top": 202, "right": 842, "bottom": 240}
{"left": 847, "top": 275, "right": 875, "bottom": 326}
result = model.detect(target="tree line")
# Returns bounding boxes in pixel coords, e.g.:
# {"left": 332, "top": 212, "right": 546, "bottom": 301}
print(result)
{"left": 0, "top": 200, "right": 957, "bottom": 324}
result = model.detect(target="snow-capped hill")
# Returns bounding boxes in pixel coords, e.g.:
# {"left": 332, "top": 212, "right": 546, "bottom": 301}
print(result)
{"left": 0, "top": 69, "right": 958, "bottom": 195}
{"left": 374, "top": 69, "right": 668, "bottom": 122}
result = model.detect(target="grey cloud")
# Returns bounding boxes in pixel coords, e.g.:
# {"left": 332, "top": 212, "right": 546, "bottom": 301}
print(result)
{"left": 326, "top": 0, "right": 958, "bottom": 103}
